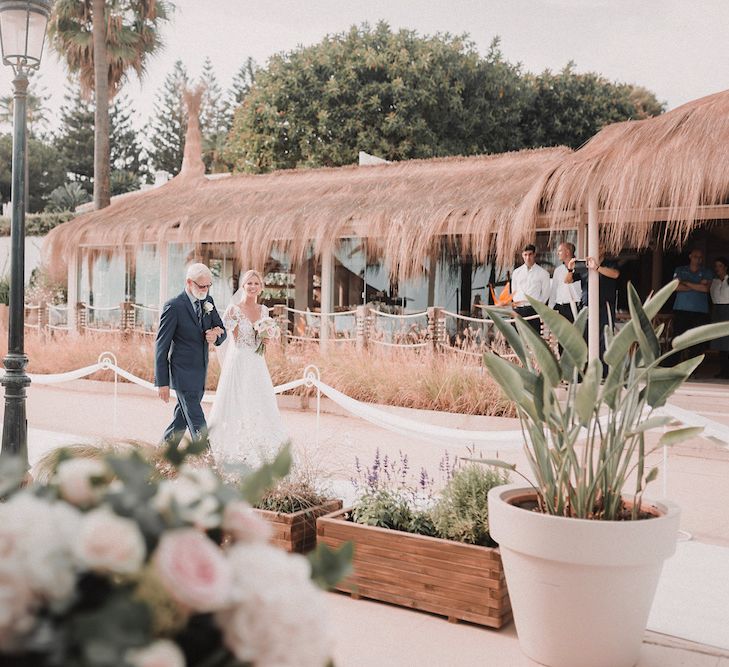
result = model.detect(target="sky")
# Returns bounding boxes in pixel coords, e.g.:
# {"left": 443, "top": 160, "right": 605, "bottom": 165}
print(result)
{"left": 1, "top": 0, "right": 729, "bottom": 134}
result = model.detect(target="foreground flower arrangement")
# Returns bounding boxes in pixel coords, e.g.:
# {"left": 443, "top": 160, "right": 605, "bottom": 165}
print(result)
{"left": 0, "top": 440, "right": 351, "bottom": 667}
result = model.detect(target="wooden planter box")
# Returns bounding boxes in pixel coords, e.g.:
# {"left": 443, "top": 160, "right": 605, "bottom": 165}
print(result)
{"left": 317, "top": 508, "right": 511, "bottom": 628}
{"left": 254, "top": 499, "right": 343, "bottom": 553}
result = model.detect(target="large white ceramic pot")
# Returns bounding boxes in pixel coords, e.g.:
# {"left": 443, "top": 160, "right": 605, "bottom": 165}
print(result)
{"left": 488, "top": 484, "right": 680, "bottom": 667}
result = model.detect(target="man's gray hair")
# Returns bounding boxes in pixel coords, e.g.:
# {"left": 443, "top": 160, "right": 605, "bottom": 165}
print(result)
{"left": 186, "top": 263, "right": 213, "bottom": 282}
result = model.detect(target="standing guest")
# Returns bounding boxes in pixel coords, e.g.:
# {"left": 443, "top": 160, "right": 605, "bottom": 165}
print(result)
{"left": 511, "top": 244, "right": 551, "bottom": 334}
{"left": 566, "top": 248, "right": 620, "bottom": 366}
{"left": 672, "top": 248, "right": 713, "bottom": 364}
{"left": 710, "top": 256, "right": 729, "bottom": 379}
{"left": 548, "top": 241, "right": 582, "bottom": 322}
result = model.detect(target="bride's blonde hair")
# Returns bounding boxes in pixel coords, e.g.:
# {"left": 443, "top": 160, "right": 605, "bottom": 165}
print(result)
{"left": 239, "top": 269, "right": 264, "bottom": 287}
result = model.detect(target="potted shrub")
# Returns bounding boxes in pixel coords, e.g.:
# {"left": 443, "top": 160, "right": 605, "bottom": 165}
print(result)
{"left": 253, "top": 475, "right": 342, "bottom": 553}
{"left": 317, "top": 451, "right": 512, "bottom": 628}
{"left": 480, "top": 281, "right": 729, "bottom": 667}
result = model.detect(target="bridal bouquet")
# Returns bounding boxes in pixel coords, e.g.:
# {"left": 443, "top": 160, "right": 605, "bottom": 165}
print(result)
{"left": 253, "top": 317, "right": 281, "bottom": 355}
{"left": 0, "top": 442, "right": 350, "bottom": 667}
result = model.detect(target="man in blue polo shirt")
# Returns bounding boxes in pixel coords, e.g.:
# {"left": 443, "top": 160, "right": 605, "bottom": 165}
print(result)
{"left": 672, "top": 248, "right": 713, "bottom": 361}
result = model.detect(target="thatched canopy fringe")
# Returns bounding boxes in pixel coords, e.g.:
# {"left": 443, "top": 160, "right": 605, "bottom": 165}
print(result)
{"left": 44, "top": 147, "right": 571, "bottom": 280}
{"left": 511, "top": 89, "right": 729, "bottom": 258}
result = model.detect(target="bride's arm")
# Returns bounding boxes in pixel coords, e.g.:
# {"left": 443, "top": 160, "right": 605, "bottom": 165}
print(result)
{"left": 223, "top": 305, "right": 239, "bottom": 337}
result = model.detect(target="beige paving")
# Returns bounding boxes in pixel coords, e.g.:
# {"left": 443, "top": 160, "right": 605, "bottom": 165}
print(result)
{"left": 5, "top": 377, "right": 729, "bottom": 666}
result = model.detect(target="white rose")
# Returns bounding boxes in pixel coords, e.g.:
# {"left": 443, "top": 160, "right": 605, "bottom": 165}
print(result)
{"left": 153, "top": 476, "right": 219, "bottom": 529}
{"left": 222, "top": 501, "right": 271, "bottom": 544}
{"left": 57, "top": 457, "right": 107, "bottom": 508}
{"left": 74, "top": 508, "right": 146, "bottom": 575}
{"left": 203, "top": 301, "right": 214, "bottom": 314}
{"left": 216, "top": 544, "right": 330, "bottom": 667}
{"left": 127, "top": 639, "right": 186, "bottom": 667}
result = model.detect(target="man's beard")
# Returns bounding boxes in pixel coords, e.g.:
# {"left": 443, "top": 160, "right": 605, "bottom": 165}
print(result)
{"left": 191, "top": 286, "right": 208, "bottom": 300}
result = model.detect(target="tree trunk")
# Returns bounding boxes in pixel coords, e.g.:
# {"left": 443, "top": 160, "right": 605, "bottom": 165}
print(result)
{"left": 92, "top": 0, "right": 110, "bottom": 209}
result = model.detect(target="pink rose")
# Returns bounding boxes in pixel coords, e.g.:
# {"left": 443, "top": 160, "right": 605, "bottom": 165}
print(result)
{"left": 222, "top": 501, "right": 271, "bottom": 544}
{"left": 74, "top": 508, "right": 146, "bottom": 575}
{"left": 153, "top": 529, "right": 231, "bottom": 612}
{"left": 126, "top": 639, "right": 186, "bottom": 667}
{"left": 57, "top": 458, "right": 107, "bottom": 507}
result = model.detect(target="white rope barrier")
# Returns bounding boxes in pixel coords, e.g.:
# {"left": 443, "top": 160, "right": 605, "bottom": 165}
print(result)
{"left": 371, "top": 309, "right": 427, "bottom": 320}
{"left": 370, "top": 338, "right": 430, "bottom": 349}
{"left": 12, "top": 356, "right": 729, "bottom": 455}
{"left": 48, "top": 304, "right": 69, "bottom": 312}
{"left": 131, "top": 304, "right": 159, "bottom": 312}
{"left": 24, "top": 303, "right": 41, "bottom": 310}
{"left": 442, "top": 309, "right": 541, "bottom": 325}
{"left": 82, "top": 303, "right": 121, "bottom": 312}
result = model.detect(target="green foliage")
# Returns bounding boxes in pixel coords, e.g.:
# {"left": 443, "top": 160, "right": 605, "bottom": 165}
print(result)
{"left": 0, "top": 134, "right": 67, "bottom": 213}
{"left": 46, "top": 182, "right": 90, "bottom": 212}
{"left": 0, "top": 211, "right": 74, "bottom": 237}
{"left": 0, "top": 274, "right": 9, "bottom": 306}
{"left": 430, "top": 464, "right": 509, "bottom": 546}
{"left": 482, "top": 281, "right": 729, "bottom": 520}
{"left": 225, "top": 23, "right": 528, "bottom": 172}
{"left": 147, "top": 60, "right": 189, "bottom": 176}
{"left": 351, "top": 488, "right": 416, "bottom": 532}
{"left": 110, "top": 93, "right": 148, "bottom": 186}
{"left": 224, "top": 22, "right": 663, "bottom": 172}
{"left": 255, "top": 475, "right": 329, "bottom": 513}
{"left": 200, "top": 56, "right": 231, "bottom": 173}
{"left": 308, "top": 541, "right": 354, "bottom": 590}
{"left": 521, "top": 63, "right": 665, "bottom": 149}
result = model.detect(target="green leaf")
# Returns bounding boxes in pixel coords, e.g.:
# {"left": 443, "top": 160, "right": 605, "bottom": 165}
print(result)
{"left": 644, "top": 467, "right": 659, "bottom": 484}
{"left": 483, "top": 306, "right": 528, "bottom": 365}
{"left": 308, "top": 541, "right": 354, "bottom": 590}
{"left": 463, "top": 458, "right": 517, "bottom": 471}
{"left": 658, "top": 426, "right": 703, "bottom": 447}
{"left": 515, "top": 315, "right": 561, "bottom": 388}
{"left": 670, "top": 322, "right": 729, "bottom": 354}
{"left": 527, "top": 296, "right": 588, "bottom": 374}
{"left": 482, "top": 353, "right": 539, "bottom": 422}
{"left": 630, "top": 416, "right": 673, "bottom": 434}
{"left": 574, "top": 358, "right": 601, "bottom": 426}
{"left": 627, "top": 283, "right": 660, "bottom": 363}
{"left": 644, "top": 357, "right": 703, "bottom": 408}
{"left": 239, "top": 444, "right": 293, "bottom": 504}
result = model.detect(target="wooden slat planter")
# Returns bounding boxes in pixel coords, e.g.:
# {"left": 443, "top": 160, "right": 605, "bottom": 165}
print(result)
{"left": 317, "top": 507, "right": 511, "bottom": 628}
{"left": 254, "top": 499, "right": 343, "bottom": 553}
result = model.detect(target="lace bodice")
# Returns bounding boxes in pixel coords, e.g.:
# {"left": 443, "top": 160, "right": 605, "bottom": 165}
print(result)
{"left": 223, "top": 304, "right": 268, "bottom": 350}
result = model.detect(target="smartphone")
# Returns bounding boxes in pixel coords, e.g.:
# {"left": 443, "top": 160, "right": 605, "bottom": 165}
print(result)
{"left": 574, "top": 259, "right": 587, "bottom": 271}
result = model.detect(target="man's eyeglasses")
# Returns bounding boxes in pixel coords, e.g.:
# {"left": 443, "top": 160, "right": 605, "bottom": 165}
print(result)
{"left": 192, "top": 280, "right": 212, "bottom": 290}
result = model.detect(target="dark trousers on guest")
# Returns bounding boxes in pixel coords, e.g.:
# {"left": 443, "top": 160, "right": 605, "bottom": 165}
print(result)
{"left": 162, "top": 389, "right": 207, "bottom": 445}
{"left": 514, "top": 305, "right": 542, "bottom": 335}
{"left": 554, "top": 303, "right": 579, "bottom": 356}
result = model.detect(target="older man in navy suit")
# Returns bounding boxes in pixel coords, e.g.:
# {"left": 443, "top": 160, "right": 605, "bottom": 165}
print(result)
{"left": 155, "top": 263, "right": 226, "bottom": 446}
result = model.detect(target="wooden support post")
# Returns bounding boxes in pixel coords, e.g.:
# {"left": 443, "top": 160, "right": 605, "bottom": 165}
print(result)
{"left": 428, "top": 306, "right": 444, "bottom": 352}
{"left": 320, "top": 248, "right": 333, "bottom": 354}
{"left": 587, "top": 191, "right": 600, "bottom": 361}
{"left": 356, "top": 304, "right": 369, "bottom": 352}
{"left": 67, "top": 248, "right": 79, "bottom": 334}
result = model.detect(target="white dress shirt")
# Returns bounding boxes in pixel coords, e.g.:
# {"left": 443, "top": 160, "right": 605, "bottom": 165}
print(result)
{"left": 549, "top": 263, "right": 583, "bottom": 307}
{"left": 511, "top": 262, "right": 551, "bottom": 305}
{"left": 710, "top": 276, "right": 729, "bottom": 304}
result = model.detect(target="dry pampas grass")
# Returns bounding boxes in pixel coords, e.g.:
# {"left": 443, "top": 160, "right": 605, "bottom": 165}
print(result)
{"left": 5, "top": 330, "right": 515, "bottom": 417}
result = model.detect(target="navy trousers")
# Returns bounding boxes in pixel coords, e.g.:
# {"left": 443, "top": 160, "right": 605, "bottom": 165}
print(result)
{"left": 162, "top": 389, "right": 207, "bottom": 445}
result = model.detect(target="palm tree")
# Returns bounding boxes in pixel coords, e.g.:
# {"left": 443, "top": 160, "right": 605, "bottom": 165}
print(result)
{"left": 49, "top": 0, "right": 172, "bottom": 210}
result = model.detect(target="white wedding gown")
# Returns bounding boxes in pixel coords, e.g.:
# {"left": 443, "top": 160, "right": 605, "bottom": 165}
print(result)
{"left": 208, "top": 303, "right": 288, "bottom": 467}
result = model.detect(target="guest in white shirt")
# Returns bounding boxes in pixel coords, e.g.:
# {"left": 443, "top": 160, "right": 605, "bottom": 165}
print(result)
{"left": 710, "top": 256, "right": 729, "bottom": 379}
{"left": 548, "top": 241, "right": 582, "bottom": 322}
{"left": 511, "top": 243, "right": 550, "bottom": 333}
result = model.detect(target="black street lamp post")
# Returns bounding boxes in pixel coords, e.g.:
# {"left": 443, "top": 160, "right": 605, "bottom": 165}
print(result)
{"left": 0, "top": 0, "right": 52, "bottom": 466}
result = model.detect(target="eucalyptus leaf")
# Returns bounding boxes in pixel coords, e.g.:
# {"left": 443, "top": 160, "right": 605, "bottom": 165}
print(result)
{"left": 239, "top": 444, "right": 293, "bottom": 504}
{"left": 308, "top": 541, "right": 354, "bottom": 590}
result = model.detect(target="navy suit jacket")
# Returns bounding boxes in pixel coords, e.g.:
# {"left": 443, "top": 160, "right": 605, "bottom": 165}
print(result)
{"left": 154, "top": 292, "right": 226, "bottom": 392}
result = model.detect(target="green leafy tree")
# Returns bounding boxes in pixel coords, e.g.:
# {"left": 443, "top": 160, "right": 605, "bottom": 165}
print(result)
{"left": 110, "top": 93, "right": 148, "bottom": 191}
{"left": 45, "top": 182, "right": 91, "bottom": 212}
{"left": 226, "top": 56, "right": 258, "bottom": 126}
{"left": 521, "top": 63, "right": 665, "bottom": 149}
{"left": 147, "top": 59, "right": 188, "bottom": 176}
{"left": 49, "top": 0, "right": 172, "bottom": 209}
{"left": 55, "top": 86, "right": 95, "bottom": 193}
{"left": 0, "top": 134, "right": 66, "bottom": 212}
{"left": 0, "top": 76, "right": 50, "bottom": 138}
{"left": 224, "top": 23, "right": 529, "bottom": 172}
{"left": 199, "top": 56, "right": 229, "bottom": 173}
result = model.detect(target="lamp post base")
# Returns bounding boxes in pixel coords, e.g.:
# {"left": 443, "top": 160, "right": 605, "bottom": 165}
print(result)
{"left": 1, "top": 352, "right": 30, "bottom": 465}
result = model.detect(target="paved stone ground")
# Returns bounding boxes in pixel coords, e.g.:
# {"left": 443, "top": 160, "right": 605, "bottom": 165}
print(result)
{"left": 6, "top": 378, "right": 729, "bottom": 666}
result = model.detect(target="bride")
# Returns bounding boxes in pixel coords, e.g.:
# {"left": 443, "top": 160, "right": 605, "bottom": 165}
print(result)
{"left": 208, "top": 269, "right": 288, "bottom": 466}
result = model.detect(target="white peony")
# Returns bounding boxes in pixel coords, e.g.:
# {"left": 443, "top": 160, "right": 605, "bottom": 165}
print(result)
{"left": 215, "top": 543, "right": 331, "bottom": 667}
{"left": 74, "top": 507, "right": 146, "bottom": 575}
{"left": 56, "top": 457, "right": 107, "bottom": 507}
{"left": 126, "top": 639, "right": 186, "bottom": 667}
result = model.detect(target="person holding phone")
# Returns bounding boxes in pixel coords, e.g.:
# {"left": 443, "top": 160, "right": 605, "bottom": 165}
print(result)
{"left": 566, "top": 249, "right": 620, "bottom": 365}
{"left": 549, "top": 241, "right": 582, "bottom": 322}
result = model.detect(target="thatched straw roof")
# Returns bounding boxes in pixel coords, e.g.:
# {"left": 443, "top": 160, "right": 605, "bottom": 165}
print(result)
{"left": 45, "top": 142, "right": 570, "bottom": 278}
{"left": 511, "top": 89, "right": 729, "bottom": 257}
